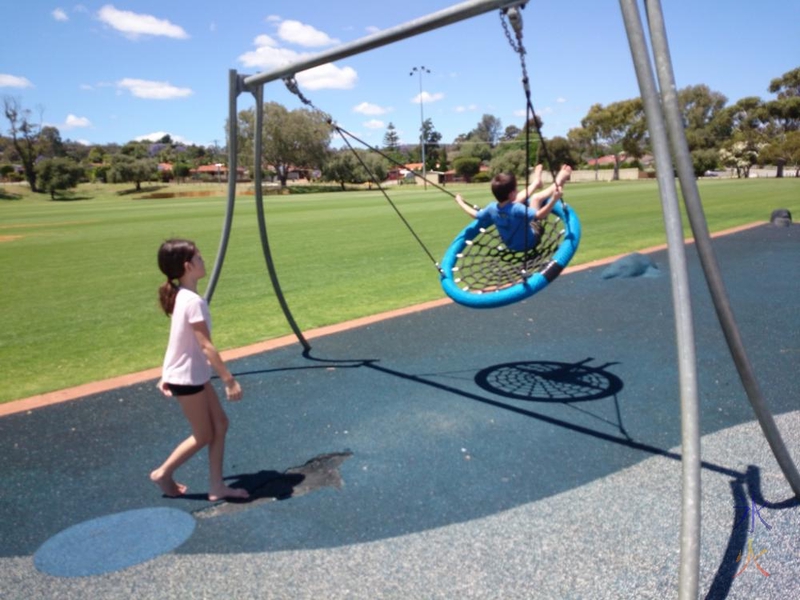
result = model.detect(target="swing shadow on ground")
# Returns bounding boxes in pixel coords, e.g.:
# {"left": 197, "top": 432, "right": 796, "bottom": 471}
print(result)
{"left": 231, "top": 349, "right": 741, "bottom": 481}
{"left": 221, "top": 350, "right": 799, "bottom": 597}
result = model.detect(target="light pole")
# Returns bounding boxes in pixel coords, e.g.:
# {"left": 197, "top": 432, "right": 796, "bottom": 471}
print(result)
{"left": 410, "top": 66, "right": 430, "bottom": 189}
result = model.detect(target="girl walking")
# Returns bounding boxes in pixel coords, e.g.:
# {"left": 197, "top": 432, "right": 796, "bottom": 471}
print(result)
{"left": 150, "top": 238, "right": 249, "bottom": 501}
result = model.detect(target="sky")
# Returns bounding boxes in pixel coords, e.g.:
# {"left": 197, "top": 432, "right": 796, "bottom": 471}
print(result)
{"left": 1, "top": 1, "right": 798, "bottom": 150}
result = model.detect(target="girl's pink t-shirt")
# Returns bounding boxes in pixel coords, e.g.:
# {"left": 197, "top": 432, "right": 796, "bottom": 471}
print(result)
{"left": 161, "top": 288, "right": 212, "bottom": 385}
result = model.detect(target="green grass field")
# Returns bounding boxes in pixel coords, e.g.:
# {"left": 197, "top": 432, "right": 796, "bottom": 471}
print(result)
{"left": 1, "top": 177, "right": 798, "bottom": 404}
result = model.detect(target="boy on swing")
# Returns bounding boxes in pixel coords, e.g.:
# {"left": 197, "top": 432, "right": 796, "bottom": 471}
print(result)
{"left": 454, "top": 164, "right": 572, "bottom": 251}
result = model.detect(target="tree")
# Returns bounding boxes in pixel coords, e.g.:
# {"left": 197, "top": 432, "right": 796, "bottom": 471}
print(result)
{"left": 761, "top": 68, "right": 800, "bottom": 177}
{"left": 108, "top": 154, "right": 158, "bottom": 190}
{"left": 35, "top": 157, "right": 84, "bottom": 199}
{"left": 452, "top": 156, "right": 481, "bottom": 182}
{"left": 469, "top": 114, "right": 503, "bottom": 147}
{"left": 541, "top": 136, "right": 577, "bottom": 170}
{"left": 488, "top": 148, "right": 527, "bottom": 179}
{"left": 760, "top": 130, "right": 800, "bottom": 177}
{"left": 678, "top": 84, "right": 728, "bottom": 151}
{"left": 322, "top": 151, "right": 358, "bottom": 190}
{"left": 690, "top": 148, "right": 720, "bottom": 177}
{"left": 38, "top": 126, "right": 64, "bottom": 158}
{"left": 501, "top": 125, "right": 521, "bottom": 142}
{"left": 383, "top": 122, "right": 400, "bottom": 151}
{"left": 457, "top": 139, "right": 492, "bottom": 162}
{"left": 420, "top": 118, "right": 442, "bottom": 172}
{"left": 581, "top": 99, "right": 646, "bottom": 180}
{"left": 236, "top": 102, "right": 331, "bottom": 188}
{"left": 172, "top": 162, "right": 191, "bottom": 183}
{"left": 321, "top": 150, "right": 388, "bottom": 189}
{"left": 3, "top": 97, "right": 42, "bottom": 191}
{"left": 567, "top": 126, "right": 600, "bottom": 172}
{"left": 719, "top": 139, "right": 762, "bottom": 178}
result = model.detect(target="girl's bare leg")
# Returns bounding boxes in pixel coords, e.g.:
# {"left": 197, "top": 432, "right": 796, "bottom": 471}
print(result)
{"left": 203, "top": 384, "right": 249, "bottom": 501}
{"left": 150, "top": 388, "right": 212, "bottom": 497}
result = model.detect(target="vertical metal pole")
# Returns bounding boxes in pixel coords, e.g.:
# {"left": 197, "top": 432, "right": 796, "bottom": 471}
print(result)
{"left": 644, "top": 0, "right": 800, "bottom": 498}
{"left": 252, "top": 86, "right": 311, "bottom": 351}
{"left": 411, "top": 66, "right": 430, "bottom": 189}
{"left": 618, "top": 1, "right": 701, "bottom": 598}
{"left": 205, "top": 69, "right": 242, "bottom": 304}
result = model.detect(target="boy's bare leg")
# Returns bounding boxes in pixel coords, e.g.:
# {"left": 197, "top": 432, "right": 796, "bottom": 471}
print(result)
{"left": 530, "top": 164, "right": 544, "bottom": 190}
{"left": 556, "top": 165, "right": 572, "bottom": 188}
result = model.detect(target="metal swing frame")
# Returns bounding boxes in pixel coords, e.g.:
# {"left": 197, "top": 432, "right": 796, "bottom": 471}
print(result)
{"left": 206, "top": 1, "right": 800, "bottom": 598}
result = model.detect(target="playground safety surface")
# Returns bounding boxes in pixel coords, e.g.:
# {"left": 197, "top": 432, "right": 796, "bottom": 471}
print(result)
{"left": 1, "top": 222, "right": 798, "bottom": 599}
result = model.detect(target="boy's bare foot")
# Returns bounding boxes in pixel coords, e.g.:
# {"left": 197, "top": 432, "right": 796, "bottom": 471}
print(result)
{"left": 208, "top": 485, "right": 250, "bottom": 502}
{"left": 556, "top": 165, "right": 572, "bottom": 186}
{"left": 150, "top": 470, "right": 187, "bottom": 497}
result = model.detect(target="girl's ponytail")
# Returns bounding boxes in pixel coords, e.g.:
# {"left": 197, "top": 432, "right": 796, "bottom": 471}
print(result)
{"left": 158, "top": 280, "right": 179, "bottom": 316}
{"left": 156, "top": 239, "right": 197, "bottom": 316}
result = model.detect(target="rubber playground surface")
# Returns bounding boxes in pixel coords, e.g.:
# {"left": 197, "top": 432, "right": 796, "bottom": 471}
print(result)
{"left": 1, "top": 222, "right": 799, "bottom": 599}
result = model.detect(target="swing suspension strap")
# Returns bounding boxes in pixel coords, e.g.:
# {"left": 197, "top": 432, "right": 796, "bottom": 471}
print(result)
{"left": 500, "top": 6, "right": 560, "bottom": 186}
{"left": 284, "top": 76, "right": 476, "bottom": 275}
{"left": 500, "top": 5, "right": 563, "bottom": 256}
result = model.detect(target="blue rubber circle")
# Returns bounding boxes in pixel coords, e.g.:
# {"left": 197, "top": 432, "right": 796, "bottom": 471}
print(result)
{"left": 34, "top": 507, "right": 196, "bottom": 577}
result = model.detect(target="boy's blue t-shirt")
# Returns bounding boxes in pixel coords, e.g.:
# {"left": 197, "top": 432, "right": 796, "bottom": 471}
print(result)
{"left": 476, "top": 201, "right": 539, "bottom": 251}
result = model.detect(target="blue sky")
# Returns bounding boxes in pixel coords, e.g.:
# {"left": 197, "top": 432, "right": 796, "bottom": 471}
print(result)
{"left": 2, "top": 1, "right": 798, "bottom": 150}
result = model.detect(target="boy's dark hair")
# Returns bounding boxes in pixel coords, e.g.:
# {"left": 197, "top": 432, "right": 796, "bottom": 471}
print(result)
{"left": 491, "top": 172, "right": 516, "bottom": 202}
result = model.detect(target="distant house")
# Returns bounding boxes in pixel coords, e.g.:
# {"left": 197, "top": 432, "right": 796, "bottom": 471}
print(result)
{"left": 586, "top": 153, "right": 653, "bottom": 168}
{"left": 586, "top": 154, "right": 624, "bottom": 167}
{"left": 190, "top": 164, "right": 247, "bottom": 181}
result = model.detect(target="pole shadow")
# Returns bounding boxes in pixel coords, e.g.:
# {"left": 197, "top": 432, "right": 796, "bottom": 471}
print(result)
{"left": 704, "top": 466, "right": 799, "bottom": 599}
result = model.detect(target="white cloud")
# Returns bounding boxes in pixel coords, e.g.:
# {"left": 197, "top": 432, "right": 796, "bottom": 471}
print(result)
{"left": 97, "top": 5, "right": 189, "bottom": 40}
{"left": 239, "top": 38, "right": 357, "bottom": 90}
{"left": 277, "top": 20, "right": 339, "bottom": 47}
{"left": 64, "top": 114, "right": 92, "bottom": 129}
{"left": 0, "top": 74, "right": 33, "bottom": 88}
{"left": 117, "top": 78, "right": 193, "bottom": 99}
{"left": 135, "top": 131, "right": 191, "bottom": 144}
{"left": 253, "top": 34, "right": 279, "bottom": 48}
{"left": 297, "top": 64, "right": 357, "bottom": 91}
{"left": 76, "top": 139, "right": 91, "bottom": 146}
{"left": 353, "top": 102, "right": 390, "bottom": 116}
{"left": 239, "top": 42, "right": 301, "bottom": 70}
{"left": 513, "top": 109, "right": 526, "bottom": 118}
{"left": 454, "top": 104, "right": 478, "bottom": 113}
{"left": 363, "top": 119, "right": 384, "bottom": 129}
{"left": 412, "top": 91, "right": 444, "bottom": 104}
{"left": 557, "top": 97, "right": 567, "bottom": 103}
{"left": 365, "top": 25, "right": 380, "bottom": 34}
{"left": 266, "top": 15, "right": 281, "bottom": 23}
{"left": 52, "top": 8, "right": 69, "bottom": 21}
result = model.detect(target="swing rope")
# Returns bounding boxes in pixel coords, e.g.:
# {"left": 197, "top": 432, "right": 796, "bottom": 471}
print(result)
{"left": 285, "top": 76, "right": 477, "bottom": 275}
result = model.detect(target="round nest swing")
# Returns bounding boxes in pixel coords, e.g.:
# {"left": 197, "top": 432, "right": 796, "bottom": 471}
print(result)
{"left": 440, "top": 201, "right": 581, "bottom": 308}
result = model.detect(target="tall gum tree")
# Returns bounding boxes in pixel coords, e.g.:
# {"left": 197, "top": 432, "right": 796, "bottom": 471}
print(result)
{"left": 3, "top": 97, "right": 42, "bottom": 192}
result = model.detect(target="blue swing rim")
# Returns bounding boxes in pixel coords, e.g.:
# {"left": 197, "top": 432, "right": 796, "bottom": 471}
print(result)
{"left": 440, "top": 202, "right": 581, "bottom": 309}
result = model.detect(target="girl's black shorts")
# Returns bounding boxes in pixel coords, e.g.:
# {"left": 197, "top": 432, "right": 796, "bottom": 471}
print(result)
{"left": 166, "top": 382, "right": 206, "bottom": 396}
